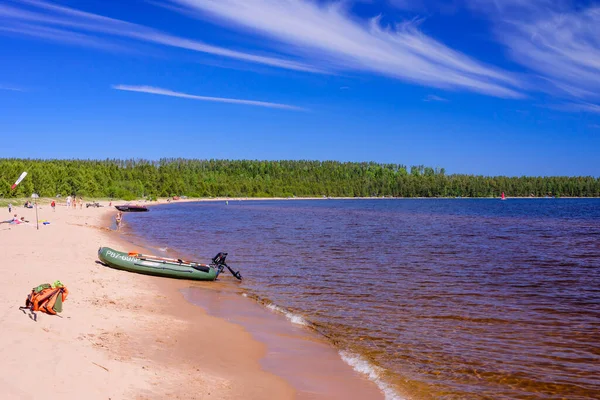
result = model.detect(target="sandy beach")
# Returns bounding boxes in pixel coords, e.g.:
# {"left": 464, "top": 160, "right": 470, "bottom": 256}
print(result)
{"left": 0, "top": 199, "right": 383, "bottom": 400}
{"left": 0, "top": 201, "right": 297, "bottom": 400}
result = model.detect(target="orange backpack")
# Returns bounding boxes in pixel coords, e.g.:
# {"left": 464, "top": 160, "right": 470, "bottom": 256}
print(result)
{"left": 22, "top": 282, "right": 69, "bottom": 315}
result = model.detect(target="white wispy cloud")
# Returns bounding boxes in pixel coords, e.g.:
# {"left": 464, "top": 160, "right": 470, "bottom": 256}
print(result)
{"left": 469, "top": 0, "right": 600, "bottom": 112}
{"left": 423, "top": 94, "right": 448, "bottom": 102}
{"left": 0, "top": 84, "right": 25, "bottom": 92}
{"left": 0, "top": 0, "right": 531, "bottom": 99}
{"left": 0, "top": 0, "right": 317, "bottom": 72}
{"left": 542, "top": 102, "right": 600, "bottom": 115}
{"left": 571, "top": 103, "right": 600, "bottom": 115}
{"left": 0, "top": 22, "right": 125, "bottom": 51}
{"left": 164, "top": 0, "right": 522, "bottom": 98}
{"left": 112, "top": 85, "right": 306, "bottom": 111}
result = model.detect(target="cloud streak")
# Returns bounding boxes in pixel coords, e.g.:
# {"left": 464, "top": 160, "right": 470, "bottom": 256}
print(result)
{"left": 166, "top": 0, "right": 523, "bottom": 98}
{"left": 0, "top": 0, "right": 317, "bottom": 72}
{"left": 469, "top": 0, "right": 600, "bottom": 112}
{"left": 541, "top": 101, "right": 600, "bottom": 115}
{"left": 423, "top": 94, "right": 448, "bottom": 102}
{"left": 112, "top": 85, "right": 306, "bottom": 111}
{"left": 0, "top": 0, "right": 524, "bottom": 99}
{"left": 0, "top": 21, "right": 125, "bottom": 51}
{"left": 0, "top": 84, "right": 25, "bottom": 92}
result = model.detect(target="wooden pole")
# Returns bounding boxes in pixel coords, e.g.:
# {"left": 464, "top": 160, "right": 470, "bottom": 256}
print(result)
{"left": 32, "top": 192, "right": 39, "bottom": 230}
{"left": 34, "top": 196, "right": 39, "bottom": 230}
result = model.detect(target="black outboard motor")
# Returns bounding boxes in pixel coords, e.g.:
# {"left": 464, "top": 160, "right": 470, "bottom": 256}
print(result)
{"left": 211, "top": 252, "right": 242, "bottom": 280}
{"left": 212, "top": 252, "right": 228, "bottom": 266}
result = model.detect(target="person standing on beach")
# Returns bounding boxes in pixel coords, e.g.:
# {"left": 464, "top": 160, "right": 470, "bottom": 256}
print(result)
{"left": 115, "top": 211, "right": 123, "bottom": 229}
{"left": 51, "top": 200, "right": 56, "bottom": 212}
{"left": 8, "top": 203, "right": 12, "bottom": 213}
{"left": 66, "top": 196, "right": 71, "bottom": 208}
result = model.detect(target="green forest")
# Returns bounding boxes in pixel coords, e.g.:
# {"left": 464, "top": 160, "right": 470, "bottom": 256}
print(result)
{"left": 0, "top": 158, "right": 598, "bottom": 199}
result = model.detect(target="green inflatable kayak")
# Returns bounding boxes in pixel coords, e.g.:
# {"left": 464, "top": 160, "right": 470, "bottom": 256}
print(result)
{"left": 97, "top": 247, "right": 242, "bottom": 281}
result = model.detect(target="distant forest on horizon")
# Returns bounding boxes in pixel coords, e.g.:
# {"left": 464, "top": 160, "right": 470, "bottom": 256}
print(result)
{"left": 0, "top": 158, "right": 598, "bottom": 199}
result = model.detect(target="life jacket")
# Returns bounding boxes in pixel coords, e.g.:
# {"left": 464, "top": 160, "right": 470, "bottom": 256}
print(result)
{"left": 22, "top": 281, "right": 69, "bottom": 315}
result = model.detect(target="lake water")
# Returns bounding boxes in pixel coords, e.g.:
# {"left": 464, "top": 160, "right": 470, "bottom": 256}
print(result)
{"left": 124, "top": 199, "right": 600, "bottom": 399}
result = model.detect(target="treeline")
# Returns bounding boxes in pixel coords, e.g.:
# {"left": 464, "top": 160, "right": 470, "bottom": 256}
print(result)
{"left": 0, "top": 158, "right": 598, "bottom": 199}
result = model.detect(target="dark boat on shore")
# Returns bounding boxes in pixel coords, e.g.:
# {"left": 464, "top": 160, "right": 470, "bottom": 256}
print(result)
{"left": 115, "top": 204, "right": 149, "bottom": 212}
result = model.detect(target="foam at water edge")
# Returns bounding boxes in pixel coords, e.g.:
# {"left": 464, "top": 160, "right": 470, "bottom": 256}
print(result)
{"left": 266, "top": 303, "right": 308, "bottom": 326}
{"left": 339, "top": 350, "right": 405, "bottom": 400}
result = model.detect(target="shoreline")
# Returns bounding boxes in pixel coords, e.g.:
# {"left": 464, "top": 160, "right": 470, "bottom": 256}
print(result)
{"left": 143, "top": 196, "right": 598, "bottom": 202}
{"left": 115, "top": 202, "right": 387, "bottom": 399}
{"left": 2, "top": 195, "right": 597, "bottom": 210}
{"left": 1, "top": 199, "right": 385, "bottom": 399}
{"left": 108, "top": 194, "right": 600, "bottom": 399}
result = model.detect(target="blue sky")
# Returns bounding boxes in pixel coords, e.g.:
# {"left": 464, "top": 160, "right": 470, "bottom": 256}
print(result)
{"left": 1, "top": 0, "right": 599, "bottom": 176}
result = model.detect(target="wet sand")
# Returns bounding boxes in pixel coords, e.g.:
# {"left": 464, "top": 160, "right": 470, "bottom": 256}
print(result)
{"left": 180, "top": 287, "right": 385, "bottom": 399}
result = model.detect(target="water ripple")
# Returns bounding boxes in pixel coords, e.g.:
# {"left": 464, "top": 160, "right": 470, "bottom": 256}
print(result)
{"left": 126, "top": 199, "right": 600, "bottom": 400}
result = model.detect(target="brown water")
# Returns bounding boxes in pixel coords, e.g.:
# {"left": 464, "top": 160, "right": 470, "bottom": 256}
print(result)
{"left": 125, "top": 199, "right": 600, "bottom": 399}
